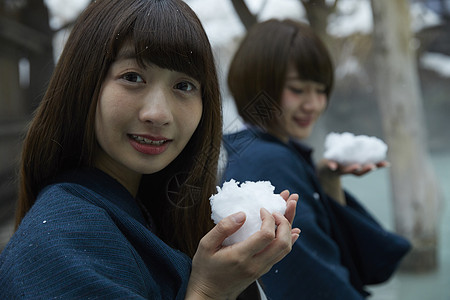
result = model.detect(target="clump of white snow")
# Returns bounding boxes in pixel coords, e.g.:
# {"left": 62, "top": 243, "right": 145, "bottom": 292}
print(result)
{"left": 323, "top": 132, "right": 388, "bottom": 165}
{"left": 210, "top": 179, "right": 286, "bottom": 246}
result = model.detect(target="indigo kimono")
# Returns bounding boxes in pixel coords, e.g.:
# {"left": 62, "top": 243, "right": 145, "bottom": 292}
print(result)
{"left": 222, "top": 129, "right": 411, "bottom": 300}
{"left": 0, "top": 168, "right": 191, "bottom": 299}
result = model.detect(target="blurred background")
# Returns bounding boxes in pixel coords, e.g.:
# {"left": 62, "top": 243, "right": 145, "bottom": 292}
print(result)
{"left": 0, "top": 0, "right": 448, "bottom": 299}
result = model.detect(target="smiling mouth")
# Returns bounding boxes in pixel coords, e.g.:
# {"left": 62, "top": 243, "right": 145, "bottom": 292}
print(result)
{"left": 129, "top": 134, "right": 168, "bottom": 146}
{"left": 294, "top": 118, "right": 312, "bottom": 126}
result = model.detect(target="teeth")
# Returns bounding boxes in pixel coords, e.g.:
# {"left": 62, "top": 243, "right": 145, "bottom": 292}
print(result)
{"left": 131, "top": 135, "right": 166, "bottom": 145}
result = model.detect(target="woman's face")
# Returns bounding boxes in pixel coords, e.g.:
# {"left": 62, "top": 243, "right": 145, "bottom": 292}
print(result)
{"left": 269, "top": 65, "right": 327, "bottom": 143}
{"left": 94, "top": 45, "right": 203, "bottom": 195}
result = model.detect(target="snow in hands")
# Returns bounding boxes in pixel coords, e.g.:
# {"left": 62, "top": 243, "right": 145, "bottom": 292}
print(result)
{"left": 323, "top": 132, "right": 388, "bottom": 165}
{"left": 210, "top": 180, "right": 286, "bottom": 246}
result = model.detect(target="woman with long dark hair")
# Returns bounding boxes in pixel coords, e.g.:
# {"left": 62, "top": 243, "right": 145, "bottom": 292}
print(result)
{"left": 0, "top": 2, "right": 299, "bottom": 298}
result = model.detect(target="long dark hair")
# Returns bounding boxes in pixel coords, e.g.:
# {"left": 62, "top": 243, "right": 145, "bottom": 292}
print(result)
{"left": 17, "top": 0, "right": 221, "bottom": 257}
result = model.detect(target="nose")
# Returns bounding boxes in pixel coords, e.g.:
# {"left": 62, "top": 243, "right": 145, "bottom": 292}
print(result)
{"left": 302, "top": 91, "right": 324, "bottom": 112}
{"left": 139, "top": 86, "right": 173, "bottom": 126}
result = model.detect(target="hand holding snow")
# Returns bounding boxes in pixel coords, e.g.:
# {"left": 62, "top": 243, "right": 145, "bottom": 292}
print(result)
{"left": 324, "top": 132, "right": 388, "bottom": 165}
{"left": 210, "top": 180, "right": 286, "bottom": 246}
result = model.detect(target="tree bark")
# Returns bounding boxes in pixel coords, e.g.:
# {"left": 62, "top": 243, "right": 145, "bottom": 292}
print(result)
{"left": 370, "top": 0, "right": 442, "bottom": 271}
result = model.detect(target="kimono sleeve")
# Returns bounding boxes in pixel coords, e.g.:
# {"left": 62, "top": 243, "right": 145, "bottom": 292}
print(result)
{"left": 327, "top": 192, "right": 411, "bottom": 284}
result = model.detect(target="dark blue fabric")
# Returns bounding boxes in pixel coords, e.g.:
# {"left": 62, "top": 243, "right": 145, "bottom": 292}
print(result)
{"left": 222, "top": 129, "right": 411, "bottom": 300}
{"left": 0, "top": 168, "right": 191, "bottom": 299}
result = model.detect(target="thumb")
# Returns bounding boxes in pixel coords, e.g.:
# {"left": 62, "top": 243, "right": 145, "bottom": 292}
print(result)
{"left": 201, "top": 212, "right": 246, "bottom": 251}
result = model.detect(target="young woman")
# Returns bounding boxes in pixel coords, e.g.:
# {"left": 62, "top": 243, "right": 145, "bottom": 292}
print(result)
{"left": 0, "top": 2, "right": 300, "bottom": 299}
{"left": 223, "top": 19, "right": 411, "bottom": 299}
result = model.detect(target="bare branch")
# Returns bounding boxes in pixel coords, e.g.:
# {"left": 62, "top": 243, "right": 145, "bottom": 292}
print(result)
{"left": 230, "top": 0, "right": 257, "bottom": 30}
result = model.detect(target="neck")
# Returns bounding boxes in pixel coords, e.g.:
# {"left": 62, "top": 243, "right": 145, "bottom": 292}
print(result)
{"left": 266, "top": 127, "right": 289, "bottom": 144}
{"left": 94, "top": 154, "right": 141, "bottom": 197}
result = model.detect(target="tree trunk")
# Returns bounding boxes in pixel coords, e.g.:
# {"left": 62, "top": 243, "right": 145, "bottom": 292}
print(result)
{"left": 370, "top": 0, "right": 442, "bottom": 271}
{"left": 300, "top": 0, "right": 337, "bottom": 44}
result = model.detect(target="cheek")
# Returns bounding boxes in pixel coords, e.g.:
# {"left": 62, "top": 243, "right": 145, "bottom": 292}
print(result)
{"left": 96, "top": 88, "right": 132, "bottom": 127}
{"left": 280, "top": 91, "right": 298, "bottom": 115}
{"left": 94, "top": 89, "right": 124, "bottom": 142}
{"left": 318, "top": 97, "right": 328, "bottom": 113}
{"left": 181, "top": 100, "right": 203, "bottom": 136}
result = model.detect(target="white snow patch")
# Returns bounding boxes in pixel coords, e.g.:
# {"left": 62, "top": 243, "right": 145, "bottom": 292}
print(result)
{"left": 324, "top": 132, "right": 388, "bottom": 165}
{"left": 421, "top": 52, "right": 450, "bottom": 77}
{"left": 210, "top": 179, "right": 286, "bottom": 246}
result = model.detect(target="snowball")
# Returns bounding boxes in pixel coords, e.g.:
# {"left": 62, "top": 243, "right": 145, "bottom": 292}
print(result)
{"left": 323, "top": 132, "right": 388, "bottom": 165}
{"left": 210, "top": 179, "right": 286, "bottom": 246}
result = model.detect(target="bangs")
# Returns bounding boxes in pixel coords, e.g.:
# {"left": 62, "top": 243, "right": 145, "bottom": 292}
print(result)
{"left": 289, "top": 26, "right": 334, "bottom": 94}
{"left": 290, "top": 39, "right": 333, "bottom": 88}
{"left": 107, "top": 0, "right": 208, "bottom": 84}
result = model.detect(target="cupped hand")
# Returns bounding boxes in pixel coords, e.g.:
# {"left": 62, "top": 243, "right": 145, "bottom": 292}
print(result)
{"left": 186, "top": 192, "right": 300, "bottom": 300}
{"left": 323, "top": 159, "right": 390, "bottom": 177}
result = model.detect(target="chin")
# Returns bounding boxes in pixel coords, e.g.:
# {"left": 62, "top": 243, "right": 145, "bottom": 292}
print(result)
{"left": 133, "top": 163, "right": 169, "bottom": 175}
{"left": 291, "top": 131, "right": 311, "bottom": 140}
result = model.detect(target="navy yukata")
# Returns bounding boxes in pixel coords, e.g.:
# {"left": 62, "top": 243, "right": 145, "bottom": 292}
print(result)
{"left": 222, "top": 128, "right": 411, "bottom": 300}
{"left": 0, "top": 168, "right": 191, "bottom": 299}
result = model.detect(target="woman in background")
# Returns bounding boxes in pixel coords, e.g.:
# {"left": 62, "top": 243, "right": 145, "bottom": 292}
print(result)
{"left": 222, "top": 19, "right": 410, "bottom": 299}
{"left": 0, "top": 2, "right": 299, "bottom": 299}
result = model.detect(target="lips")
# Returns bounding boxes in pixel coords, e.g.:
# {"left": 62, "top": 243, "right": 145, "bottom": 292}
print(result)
{"left": 128, "top": 134, "right": 172, "bottom": 155}
{"left": 294, "top": 117, "right": 313, "bottom": 127}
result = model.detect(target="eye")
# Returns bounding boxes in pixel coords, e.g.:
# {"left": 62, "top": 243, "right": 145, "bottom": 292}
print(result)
{"left": 288, "top": 86, "right": 304, "bottom": 94}
{"left": 121, "top": 72, "right": 145, "bottom": 83}
{"left": 314, "top": 85, "right": 327, "bottom": 94}
{"left": 174, "top": 81, "right": 197, "bottom": 92}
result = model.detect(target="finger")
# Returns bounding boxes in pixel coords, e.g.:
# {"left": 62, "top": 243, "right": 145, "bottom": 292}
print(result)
{"left": 281, "top": 191, "right": 298, "bottom": 223}
{"left": 291, "top": 228, "right": 301, "bottom": 244}
{"left": 280, "top": 190, "right": 290, "bottom": 201}
{"left": 353, "top": 169, "right": 370, "bottom": 176}
{"left": 365, "top": 163, "right": 377, "bottom": 171}
{"left": 253, "top": 212, "right": 293, "bottom": 264}
{"left": 327, "top": 160, "right": 338, "bottom": 171}
{"left": 273, "top": 212, "right": 293, "bottom": 238}
{"left": 284, "top": 198, "right": 298, "bottom": 225}
{"left": 354, "top": 164, "right": 376, "bottom": 176}
{"left": 273, "top": 212, "right": 293, "bottom": 243}
{"left": 237, "top": 208, "right": 276, "bottom": 256}
{"left": 342, "top": 163, "right": 361, "bottom": 173}
{"left": 376, "top": 161, "right": 390, "bottom": 168}
{"left": 200, "top": 212, "right": 246, "bottom": 252}
{"left": 287, "top": 193, "right": 299, "bottom": 202}
{"left": 292, "top": 233, "right": 300, "bottom": 244}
